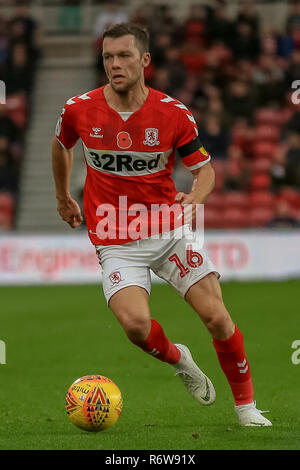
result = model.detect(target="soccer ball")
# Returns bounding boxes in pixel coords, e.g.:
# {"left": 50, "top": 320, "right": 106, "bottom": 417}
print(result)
{"left": 65, "top": 375, "right": 123, "bottom": 432}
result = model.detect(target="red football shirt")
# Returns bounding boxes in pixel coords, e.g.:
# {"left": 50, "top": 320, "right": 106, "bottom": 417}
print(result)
{"left": 55, "top": 86, "right": 210, "bottom": 245}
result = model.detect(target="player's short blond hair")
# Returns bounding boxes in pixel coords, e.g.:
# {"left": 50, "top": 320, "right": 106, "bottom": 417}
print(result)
{"left": 103, "top": 23, "right": 150, "bottom": 56}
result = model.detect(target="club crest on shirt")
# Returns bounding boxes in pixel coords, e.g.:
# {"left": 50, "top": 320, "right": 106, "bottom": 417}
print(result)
{"left": 143, "top": 128, "right": 160, "bottom": 146}
{"left": 109, "top": 271, "right": 123, "bottom": 285}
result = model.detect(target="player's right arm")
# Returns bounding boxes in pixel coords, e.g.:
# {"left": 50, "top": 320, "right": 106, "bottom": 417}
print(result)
{"left": 52, "top": 100, "right": 83, "bottom": 228}
{"left": 52, "top": 138, "right": 83, "bottom": 228}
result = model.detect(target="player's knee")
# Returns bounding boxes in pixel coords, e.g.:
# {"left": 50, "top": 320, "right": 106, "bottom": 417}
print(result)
{"left": 125, "top": 320, "right": 150, "bottom": 343}
{"left": 119, "top": 310, "right": 150, "bottom": 343}
{"left": 200, "top": 297, "right": 231, "bottom": 336}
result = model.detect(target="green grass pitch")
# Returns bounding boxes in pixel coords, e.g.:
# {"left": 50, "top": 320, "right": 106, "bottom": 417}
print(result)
{"left": 0, "top": 280, "right": 299, "bottom": 450}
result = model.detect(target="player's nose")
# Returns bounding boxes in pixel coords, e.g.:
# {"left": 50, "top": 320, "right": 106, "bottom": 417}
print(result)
{"left": 111, "top": 56, "right": 122, "bottom": 68}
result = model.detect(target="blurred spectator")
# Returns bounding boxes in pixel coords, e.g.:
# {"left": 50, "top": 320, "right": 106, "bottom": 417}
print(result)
{"left": 206, "top": 3, "right": 234, "bottom": 47}
{"left": 286, "top": 102, "right": 300, "bottom": 134}
{"left": 9, "top": 0, "right": 42, "bottom": 64}
{"left": 277, "top": 30, "right": 294, "bottom": 59}
{"left": 4, "top": 41, "right": 34, "bottom": 97}
{"left": 285, "top": 132, "right": 300, "bottom": 188}
{"left": 184, "top": 4, "right": 207, "bottom": 47}
{"left": 150, "top": 32, "right": 173, "bottom": 69}
{"left": 267, "top": 198, "right": 300, "bottom": 227}
{"left": 0, "top": 136, "right": 18, "bottom": 194}
{"left": 180, "top": 42, "right": 206, "bottom": 75}
{"left": 93, "top": 1, "right": 129, "bottom": 44}
{"left": 163, "top": 46, "right": 187, "bottom": 95}
{"left": 224, "top": 145, "right": 251, "bottom": 191}
{"left": 148, "top": 5, "right": 177, "bottom": 37}
{"left": 237, "top": 0, "right": 260, "bottom": 34}
{"left": 205, "top": 39, "right": 233, "bottom": 70}
{"left": 0, "top": 17, "right": 9, "bottom": 67}
{"left": 0, "top": 103, "right": 20, "bottom": 144}
{"left": 150, "top": 68, "right": 171, "bottom": 95}
{"left": 224, "top": 80, "right": 255, "bottom": 122}
{"left": 285, "top": 49, "right": 300, "bottom": 87}
{"left": 230, "top": 20, "right": 261, "bottom": 61}
{"left": 286, "top": 1, "right": 300, "bottom": 33}
{"left": 230, "top": 59, "right": 254, "bottom": 84}
{"left": 199, "top": 114, "right": 231, "bottom": 161}
{"left": 130, "top": 6, "right": 150, "bottom": 29}
{"left": 260, "top": 28, "right": 278, "bottom": 56}
{"left": 270, "top": 144, "right": 288, "bottom": 192}
{"left": 252, "top": 54, "right": 285, "bottom": 106}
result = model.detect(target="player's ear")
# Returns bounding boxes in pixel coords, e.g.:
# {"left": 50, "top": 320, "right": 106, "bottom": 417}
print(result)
{"left": 142, "top": 52, "right": 151, "bottom": 68}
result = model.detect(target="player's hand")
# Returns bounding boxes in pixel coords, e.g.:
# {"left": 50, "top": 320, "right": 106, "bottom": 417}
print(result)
{"left": 57, "top": 196, "right": 83, "bottom": 228}
{"left": 175, "top": 192, "right": 202, "bottom": 229}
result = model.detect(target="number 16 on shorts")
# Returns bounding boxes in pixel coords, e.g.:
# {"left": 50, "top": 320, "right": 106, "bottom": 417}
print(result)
{"left": 168, "top": 244, "right": 203, "bottom": 278}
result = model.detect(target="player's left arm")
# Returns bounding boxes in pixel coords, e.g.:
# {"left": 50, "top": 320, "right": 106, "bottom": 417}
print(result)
{"left": 173, "top": 104, "right": 216, "bottom": 223}
{"left": 175, "top": 162, "right": 215, "bottom": 206}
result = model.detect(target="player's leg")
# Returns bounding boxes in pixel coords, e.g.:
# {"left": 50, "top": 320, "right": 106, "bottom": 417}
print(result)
{"left": 107, "top": 285, "right": 180, "bottom": 364}
{"left": 108, "top": 285, "right": 151, "bottom": 343}
{"left": 185, "top": 273, "right": 272, "bottom": 426}
{"left": 185, "top": 273, "right": 253, "bottom": 405}
{"left": 97, "top": 239, "right": 181, "bottom": 365}
{"left": 108, "top": 284, "right": 216, "bottom": 405}
{"left": 152, "top": 232, "right": 271, "bottom": 424}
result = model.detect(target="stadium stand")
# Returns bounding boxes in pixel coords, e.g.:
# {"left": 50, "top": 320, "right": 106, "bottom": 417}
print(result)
{"left": 0, "top": 0, "right": 41, "bottom": 230}
{"left": 1, "top": 0, "right": 300, "bottom": 231}
{"left": 93, "top": 0, "right": 300, "bottom": 228}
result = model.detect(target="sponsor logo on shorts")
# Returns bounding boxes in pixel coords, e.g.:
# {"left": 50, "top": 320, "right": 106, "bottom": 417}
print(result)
{"left": 109, "top": 271, "right": 123, "bottom": 285}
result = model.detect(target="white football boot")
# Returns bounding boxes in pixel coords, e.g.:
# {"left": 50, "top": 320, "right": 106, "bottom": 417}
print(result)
{"left": 235, "top": 401, "right": 272, "bottom": 426}
{"left": 173, "top": 344, "right": 216, "bottom": 406}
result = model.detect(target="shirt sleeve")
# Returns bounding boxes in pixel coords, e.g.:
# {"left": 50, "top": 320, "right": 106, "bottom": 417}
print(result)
{"left": 175, "top": 107, "right": 211, "bottom": 171}
{"left": 55, "top": 101, "right": 79, "bottom": 150}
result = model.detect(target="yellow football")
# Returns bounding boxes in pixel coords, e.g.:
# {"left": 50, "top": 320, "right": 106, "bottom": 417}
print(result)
{"left": 65, "top": 375, "right": 123, "bottom": 432}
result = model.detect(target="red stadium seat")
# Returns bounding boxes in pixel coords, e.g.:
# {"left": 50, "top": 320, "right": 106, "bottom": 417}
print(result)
{"left": 251, "top": 173, "right": 271, "bottom": 190}
{"left": 254, "top": 125, "right": 280, "bottom": 142}
{"left": 249, "top": 191, "right": 275, "bottom": 209}
{"left": 252, "top": 141, "right": 277, "bottom": 159}
{"left": 205, "top": 192, "right": 224, "bottom": 210}
{"left": 204, "top": 207, "right": 222, "bottom": 229}
{"left": 211, "top": 161, "right": 225, "bottom": 191}
{"left": 255, "top": 108, "right": 282, "bottom": 127}
{"left": 251, "top": 158, "right": 272, "bottom": 173}
{"left": 279, "top": 188, "right": 300, "bottom": 210}
{"left": 0, "top": 192, "right": 14, "bottom": 228}
{"left": 249, "top": 207, "right": 274, "bottom": 227}
{"left": 221, "top": 207, "right": 251, "bottom": 228}
{"left": 223, "top": 191, "right": 250, "bottom": 209}
{"left": 5, "top": 92, "right": 27, "bottom": 128}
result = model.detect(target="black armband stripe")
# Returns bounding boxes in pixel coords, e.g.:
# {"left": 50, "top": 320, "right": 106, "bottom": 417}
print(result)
{"left": 176, "top": 136, "right": 202, "bottom": 158}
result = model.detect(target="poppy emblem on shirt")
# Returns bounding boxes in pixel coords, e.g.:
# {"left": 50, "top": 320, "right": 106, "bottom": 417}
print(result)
{"left": 143, "top": 128, "right": 160, "bottom": 147}
{"left": 117, "top": 131, "right": 132, "bottom": 149}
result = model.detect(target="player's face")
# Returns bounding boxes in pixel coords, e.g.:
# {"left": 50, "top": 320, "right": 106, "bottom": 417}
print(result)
{"left": 102, "top": 35, "right": 150, "bottom": 93}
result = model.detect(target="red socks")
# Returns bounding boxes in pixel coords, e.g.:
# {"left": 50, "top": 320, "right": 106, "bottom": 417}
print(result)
{"left": 213, "top": 325, "right": 254, "bottom": 405}
{"left": 130, "top": 319, "right": 253, "bottom": 406}
{"left": 131, "top": 318, "right": 181, "bottom": 364}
